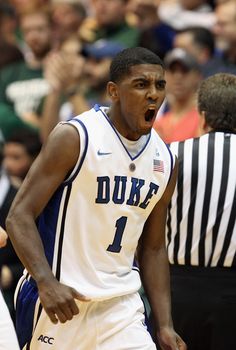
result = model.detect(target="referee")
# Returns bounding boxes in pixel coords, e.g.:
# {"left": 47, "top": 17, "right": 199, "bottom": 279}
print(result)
{"left": 167, "top": 73, "right": 236, "bottom": 350}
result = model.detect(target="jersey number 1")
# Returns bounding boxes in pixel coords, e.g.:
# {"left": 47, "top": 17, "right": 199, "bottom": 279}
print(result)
{"left": 107, "top": 216, "right": 127, "bottom": 253}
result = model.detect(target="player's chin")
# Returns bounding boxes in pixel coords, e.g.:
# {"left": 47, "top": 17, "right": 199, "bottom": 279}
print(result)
{"left": 139, "top": 124, "right": 152, "bottom": 136}
{"left": 144, "top": 117, "right": 156, "bottom": 129}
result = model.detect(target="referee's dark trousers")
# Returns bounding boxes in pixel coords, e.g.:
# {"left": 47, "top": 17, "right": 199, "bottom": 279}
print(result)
{"left": 169, "top": 265, "right": 236, "bottom": 350}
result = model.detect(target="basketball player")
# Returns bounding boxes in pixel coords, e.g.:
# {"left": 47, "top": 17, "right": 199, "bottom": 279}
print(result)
{"left": 6, "top": 47, "right": 186, "bottom": 350}
{"left": 166, "top": 73, "right": 236, "bottom": 350}
{"left": 0, "top": 227, "right": 20, "bottom": 350}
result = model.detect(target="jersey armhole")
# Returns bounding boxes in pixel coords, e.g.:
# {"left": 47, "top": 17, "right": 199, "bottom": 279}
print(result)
{"left": 62, "top": 119, "right": 88, "bottom": 184}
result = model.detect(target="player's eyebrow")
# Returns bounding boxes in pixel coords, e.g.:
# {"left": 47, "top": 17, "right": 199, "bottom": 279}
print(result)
{"left": 131, "top": 77, "right": 166, "bottom": 85}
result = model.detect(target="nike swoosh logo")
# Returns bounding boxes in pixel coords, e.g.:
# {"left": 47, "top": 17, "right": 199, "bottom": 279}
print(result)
{"left": 97, "top": 150, "right": 112, "bottom": 156}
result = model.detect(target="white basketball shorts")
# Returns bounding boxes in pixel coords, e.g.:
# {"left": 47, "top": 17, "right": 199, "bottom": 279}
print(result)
{"left": 16, "top": 277, "right": 156, "bottom": 350}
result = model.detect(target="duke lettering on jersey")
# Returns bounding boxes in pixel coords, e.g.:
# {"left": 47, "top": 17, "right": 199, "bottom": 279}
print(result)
{"left": 95, "top": 176, "right": 159, "bottom": 209}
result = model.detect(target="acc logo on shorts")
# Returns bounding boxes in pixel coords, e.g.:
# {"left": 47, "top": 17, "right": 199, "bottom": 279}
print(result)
{"left": 38, "top": 335, "right": 54, "bottom": 345}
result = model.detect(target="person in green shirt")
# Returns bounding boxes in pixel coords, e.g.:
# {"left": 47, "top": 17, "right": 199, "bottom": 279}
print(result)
{"left": 0, "top": 8, "right": 53, "bottom": 138}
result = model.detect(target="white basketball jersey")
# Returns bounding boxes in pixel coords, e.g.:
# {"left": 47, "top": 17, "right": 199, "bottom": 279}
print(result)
{"left": 36, "top": 105, "right": 174, "bottom": 300}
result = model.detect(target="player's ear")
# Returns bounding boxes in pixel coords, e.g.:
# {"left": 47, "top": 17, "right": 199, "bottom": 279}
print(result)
{"left": 107, "top": 81, "right": 119, "bottom": 101}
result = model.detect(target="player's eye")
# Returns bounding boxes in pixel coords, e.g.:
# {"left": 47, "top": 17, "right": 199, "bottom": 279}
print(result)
{"left": 156, "top": 81, "right": 166, "bottom": 90}
{"left": 135, "top": 81, "right": 146, "bottom": 88}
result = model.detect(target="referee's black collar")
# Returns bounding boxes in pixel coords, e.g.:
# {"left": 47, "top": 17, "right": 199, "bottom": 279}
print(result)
{"left": 209, "top": 128, "right": 236, "bottom": 135}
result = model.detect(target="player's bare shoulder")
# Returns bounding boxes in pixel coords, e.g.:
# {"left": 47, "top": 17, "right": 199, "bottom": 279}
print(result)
{"left": 40, "top": 122, "right": 81, "bottom": 173}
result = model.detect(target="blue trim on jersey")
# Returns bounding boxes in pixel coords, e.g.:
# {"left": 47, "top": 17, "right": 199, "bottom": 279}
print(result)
{"left": 19, "top": 186, "right": 73, "bottom": 348}
{"left": 132, "top": 266, "right": 140, "bottom": 272}
{"left": 94, "top": 103, "right": 101, "bottom": 111}
{"left": 55, "top": 184, "right": 72, "bottom": 280}
{"left": 132, "top": 258, "right": 140, "bottom": 272}
{"left": 37, "top": 187, "right": 65, "bottom": 268}
{"left": 96, "top": 105, "right": 152, "bottom": 161}
{"left": 15, "top": 279, "right": 39, "bottom": 349}
{"left": 15, "top": 276, "right": 26, "bottom": 319}
{"left": 140, "top": 294, "right": 153, "bottom": 335}
{"left": 37, "top": 183, "right": 72, "bottom": 280}
{"left": 64, "top": 119, "right": 89, "bottom": 184}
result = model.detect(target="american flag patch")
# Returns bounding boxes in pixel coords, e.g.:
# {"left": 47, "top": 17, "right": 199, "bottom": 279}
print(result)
{"left": 153, "top": 159, "right": 164, "bottom": 173}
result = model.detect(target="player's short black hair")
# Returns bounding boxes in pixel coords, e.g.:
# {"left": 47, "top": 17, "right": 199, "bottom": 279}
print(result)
{"left": 198, "top": 73, "right": 236, "bottom": 131}
{"left": 109, "top": 47, "right": 164, "bottom": 83}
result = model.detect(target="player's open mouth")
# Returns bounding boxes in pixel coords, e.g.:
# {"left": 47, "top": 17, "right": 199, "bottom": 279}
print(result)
{"left": 145, "top": 107, "right": 156, "bottom": 122}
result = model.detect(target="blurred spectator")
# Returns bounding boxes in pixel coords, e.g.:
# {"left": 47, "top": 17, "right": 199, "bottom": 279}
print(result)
{"left": 126, "top": 0, "right": 175, "bottom": 59}
{"left": 51, "top": 0, "right": 87, "bottom": 47}
{"left": 41, "top": 38, "right": 124, "bottom": 142}
{"left": 3, "top": 128, "right": 42, "bottom": 188}
{"left": 0, "top": 7, "right": 53, "bottom": 138}
{"left": 78, "top": 0, "right": 144, "bottom": 105}
{"left": 0, "top": 131, "right": 17, "bottom": 230}
{"left": 79, "top": 0, "right": 140, "bottom": 48}
{"left": 213, "top": 0, "right": 236, "bottom": 67}
{"left": 174, "top": 26, "right": 236, "bottom": 77}
{"left": 81, "top": 39, "right": 125, "bottom": 105}
{"left": 0, "top": 39, "right": 24, "bottom": 70}
{"left": 154, "top": 48, "right": 202, "bottom": 143}
{"left": 8, "top": 0, "right": 50, "bottom": 15}
{"left": 158, "top": 0, "right": 215, "bottom": 31}
{"left": 41, "top": 36, "right": 87, "bottom": 141}
{"left": 127, "top": 0, "right": 160, "bottom": 29}
{"left": 0, "top": 2, "right": 19, "bottom": 45}
{"left": 214, "top": 0, "right": 230, "bottom": 3}
{"left": 0, "top": 129, "right": 22, "bottom": 322}
{"left": 174, "top": 26, "right": 215, "bottom": 65}
{"left": 179, "top": 0, "right": 212, "bottom": 10}
{"left": 0, "top": 37, "right": 28, "bottom": 140}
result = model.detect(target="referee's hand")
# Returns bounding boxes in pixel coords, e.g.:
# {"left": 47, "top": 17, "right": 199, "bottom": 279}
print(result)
{"left": 38, "top": 277, "right": 90, "bottom": 324}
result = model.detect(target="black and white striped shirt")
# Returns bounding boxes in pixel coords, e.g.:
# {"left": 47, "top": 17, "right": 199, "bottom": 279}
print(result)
{"left": 167, "top": 132, "right": 236, "bottom": 267}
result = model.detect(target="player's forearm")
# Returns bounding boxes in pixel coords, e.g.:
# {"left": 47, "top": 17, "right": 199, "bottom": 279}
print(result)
{"left": 139, "top": 245, "right": 173, "bottom": 331}
{"left": 6, "top": 211, "right": 54, "bottom": 284}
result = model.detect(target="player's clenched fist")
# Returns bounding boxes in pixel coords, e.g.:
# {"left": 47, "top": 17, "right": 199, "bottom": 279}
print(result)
{"left": 37, "top": 277, "right": 90, "bottom": 324}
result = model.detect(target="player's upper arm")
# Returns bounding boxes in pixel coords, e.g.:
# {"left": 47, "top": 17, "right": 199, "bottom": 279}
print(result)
{"left": 9, "top": 123, "right": 80, "bottom": 218}
{"left": 162, "top": 155, "right": 178, "bottom": 206}
{"left": 138, "top": 157, "right": 178, "bottom": 252}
